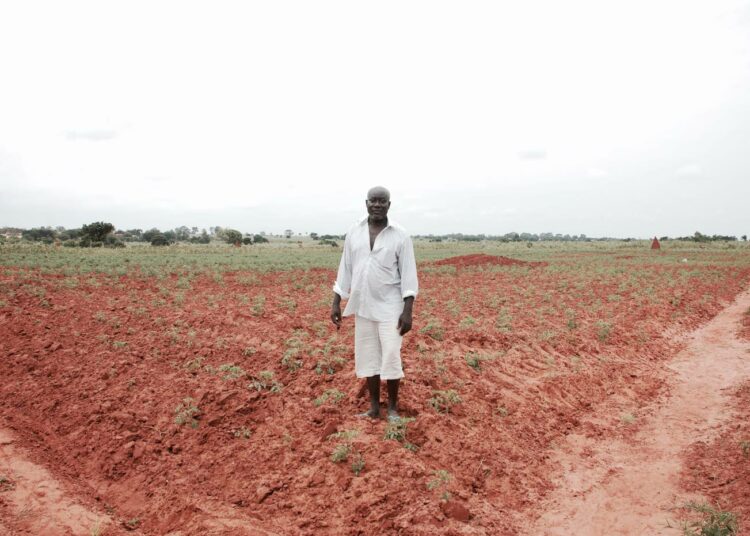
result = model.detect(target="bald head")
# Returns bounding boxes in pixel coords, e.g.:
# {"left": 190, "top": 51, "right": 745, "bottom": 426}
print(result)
{"left": 367, "top": 186, "right": 391, "bottom": 201}
{"left": 365, "top": 186, "right": 391, "bottom": 223}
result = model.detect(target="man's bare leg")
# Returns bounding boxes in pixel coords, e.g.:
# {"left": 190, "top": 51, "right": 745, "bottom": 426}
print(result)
{"left": 364, "top": 375, "right": 381, "bottom": 418}
{"left": 387, "top": 379, "right": 400, "bottom": 420}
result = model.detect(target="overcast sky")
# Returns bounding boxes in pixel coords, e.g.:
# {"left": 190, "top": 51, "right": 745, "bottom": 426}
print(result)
{"left": 1, "top": 0, "right": 748, "bottom": 237}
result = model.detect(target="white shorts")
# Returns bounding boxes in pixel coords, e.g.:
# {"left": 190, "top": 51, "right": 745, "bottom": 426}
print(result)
{"left": 354, "top": 315, "right": 404, "bottom": 380}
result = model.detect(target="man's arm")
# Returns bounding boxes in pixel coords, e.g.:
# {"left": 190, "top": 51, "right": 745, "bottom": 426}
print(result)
{"left": 331, "top": 232, "right": 352, "bottom": 329}
{"left": 397, "top": 296, "right": 414, "bottom": 335}
{"left": 397, "top": 235, "right": 418, "bottom": 335}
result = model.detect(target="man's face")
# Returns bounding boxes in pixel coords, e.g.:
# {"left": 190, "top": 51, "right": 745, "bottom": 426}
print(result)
{"left": 366, "top": 190, "right": 391, "bottom": 222}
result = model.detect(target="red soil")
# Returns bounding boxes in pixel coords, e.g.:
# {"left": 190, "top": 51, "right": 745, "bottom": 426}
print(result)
{"left": 681, "top": 380, "right": 750, "bottom": 528}
{"left": 0, "top": 261, "right": 749, "bottom": 534}
{"left": 433, "top": 253, "right": 544, "bottom": 268}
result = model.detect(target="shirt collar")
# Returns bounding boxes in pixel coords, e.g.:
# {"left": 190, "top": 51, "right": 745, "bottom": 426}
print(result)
{"left": 358, "top": 215, "right": 392, "bottom": 229}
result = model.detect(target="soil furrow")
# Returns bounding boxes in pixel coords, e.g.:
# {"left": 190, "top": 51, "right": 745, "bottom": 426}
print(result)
{"left": 524, "top": 289, "right": 750, "bottom": 535}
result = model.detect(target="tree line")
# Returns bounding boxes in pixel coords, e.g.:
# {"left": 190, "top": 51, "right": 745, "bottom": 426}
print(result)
{"left": 3, "top": 223, "right": 270, "bottom": 247}
{"left": 417, "top": 231, "right": 747, "bottom": 243}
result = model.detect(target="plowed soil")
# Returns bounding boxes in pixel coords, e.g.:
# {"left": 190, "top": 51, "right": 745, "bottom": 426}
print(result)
{"left": 1, "top": 253, "right": 749, "bottom": 535}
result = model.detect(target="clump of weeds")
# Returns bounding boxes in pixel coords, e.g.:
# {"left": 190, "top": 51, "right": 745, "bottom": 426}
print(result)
{"left": 351, "top": 452, "right": 366, "bottom": 475}
{"left": 383, "top": 417, "right": 417, "bottom": 451}
{"left": 233, "top": 426, "right": 252, "bottom": 439}
{"left": 330, "top": 444, "right": 352, "bottom": 463}
{"left": 313, "top": 388, "right": 345, "bottom": 407}
{"left": 248, "top": 371, "right": 282, "bottom": 393}
{"left": 426, "top": 469, "right": 453, "bottom": 500}
{"left": 174, "top": 398, "right": 200, "bottom": 428}
{"left": 596, "top": 320, "right": 612, "bottom": 342}
{"left": 681, "top": 501, "right": 738, "bottom": 535}
{"left": 419, "top": 318, "right": 444, "bottom": 341}
{"left": 429, "top": 389, "right": 462, "bottom": 414}
{"left": 252, "top": 294, "right": 266, "bottom": 316}
{"left": 218, "top": 363, "right": 245, "bottom": 381}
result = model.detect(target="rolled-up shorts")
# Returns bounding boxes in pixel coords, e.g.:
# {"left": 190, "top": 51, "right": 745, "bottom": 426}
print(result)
{"left": 354, "top": 315, "right": 404, "bottom": 380}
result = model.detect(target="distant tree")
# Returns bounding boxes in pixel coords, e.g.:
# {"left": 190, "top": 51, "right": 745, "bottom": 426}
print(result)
{"left": 190, "top": 229, "right": 211, "bottom": 244}
{"left": 104, "top": 235, "right": 126, "bottom": 248}
{"left": 124, "top": 229, "right": 143, "bottom": 241}
{"left": 253, "top": 234, "right": 269, "bottom": 244}
{"left": 693, "top": 231, "right": 709, "bottom": 243}
{"left": 81, "top": 222, "right": 115, "bottom": 243}
{"left": 223, "top": 229, "right": 243, "bottom": 244}
{"left": 22, "top": 227, "right": 56, "bottom": 243}
{"left": 310, "top": 232, "right": 319, "bottom": 240}
{"left": 163, "top": 230, "right": 177, "bottom": 243}
{"left": 174, "top": 226, "right": 191, "bottom": 241}
{"left": 150, "top": 233, "right": 169, "bottom": 246}
{"left": 742, "top": 235, "right": 747, "bottom": 241}
{"left": 242, "top": 236, "right": 253, "bottom": 245}
{"left": 142, "top": 228, "right": 162, "bottom": 243}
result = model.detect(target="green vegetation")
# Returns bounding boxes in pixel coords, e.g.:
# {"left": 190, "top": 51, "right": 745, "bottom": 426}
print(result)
{"left": 682, "top": 502, "right": 739, "bottom": 535}
{"left": 383, "top": 417, "right": 416, "bottom": 446}
{"left": 248, "top": 371, "right": 282, "bottom": 393}
{"left": 313, "top": 388, "right": 345, "bottom": 407}
{"left": 174, "top": 398, "right": 200, "bottom": 428}
{"left": 330, "top": 444, "right": 351, "bottom": 463}
{"left": 429, "top": 390, "right": 462, "bottom": 414}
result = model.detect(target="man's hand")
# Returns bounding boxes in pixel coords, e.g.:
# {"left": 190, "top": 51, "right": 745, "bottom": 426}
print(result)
{"left": 331, "top": 294, "right": 342, "bottom": 330}
{"left": 397, "top": 296, "right": 415, "bottom": 335}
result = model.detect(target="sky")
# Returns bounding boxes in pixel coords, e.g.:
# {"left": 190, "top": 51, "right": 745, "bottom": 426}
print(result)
{"left": 1, "top": 0, "right": 749, "bottom": 238}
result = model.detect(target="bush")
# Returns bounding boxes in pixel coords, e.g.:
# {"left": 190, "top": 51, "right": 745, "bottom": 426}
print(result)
{"left": 104, "top": 235, "right": 125, "bottom": 248}
{"left": 253, "top": 234, "right": 269, "bottom": 244}
{"left": 81, "top": 222, "right": 114, "bottom": 243}
{"left": 223, "top": 229, "right": 242, "bottom": 245}
{"left": 150, "top": 233, "right": 169, "bottom": 246}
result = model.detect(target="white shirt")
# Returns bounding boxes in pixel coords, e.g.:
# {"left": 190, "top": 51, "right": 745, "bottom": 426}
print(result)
{"left": 333, "top": 216, "right": 418, "bottom": 322}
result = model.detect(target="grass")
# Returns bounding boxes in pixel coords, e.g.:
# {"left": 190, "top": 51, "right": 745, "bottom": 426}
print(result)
{"left": 248, "top": 371, "right": 282, "bottom": 393}
{"left": 174, "top": 398, "right": 200, "bottom": 428}
{"left": 330, "top": 443, "right": 351, "bottom": 463}
{"left": 682, "top": 502, "right": 739, "bottom": 535}
{"left": 313, "top": 388, "right": 345, "bottom": 407}
{"left": 429, "top": 390, "right": 462, "bottom": 414}
{"left": 383, "top": 417, "right": 415, "bottom": 444}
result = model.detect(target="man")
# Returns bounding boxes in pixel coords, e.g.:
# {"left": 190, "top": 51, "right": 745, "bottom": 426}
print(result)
{"left": 331, "top": 186, "right": 418, "bottom": 421}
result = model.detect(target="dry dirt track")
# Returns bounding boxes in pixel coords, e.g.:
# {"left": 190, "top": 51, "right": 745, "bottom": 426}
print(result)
{"left": 524, "top": 288, "right": 750, "bottom": 535}
{"left": 0, "top": 429, "right": 115, "bottom": 536}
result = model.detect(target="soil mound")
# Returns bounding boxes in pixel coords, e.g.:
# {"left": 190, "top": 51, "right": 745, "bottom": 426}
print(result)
{"left": 433, "top": 253, "right": 544, "bottom": 268}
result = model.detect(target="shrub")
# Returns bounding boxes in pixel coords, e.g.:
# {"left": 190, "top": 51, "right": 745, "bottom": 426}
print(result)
{"left": 383, "top": 417, "right": 415, "bottom": 443}
{"left": 313, "top": 388, "right": 345, "bottom": 407}
{"left": 330, "top": 444, "right": 351, "bottom": 463}
{"left": 682, "top": 502, "right": 738, "bottom": 535}
{"left": 174, "top": 398, "right": 200, "bottom": 428}
{"left": 429, "top": 390, "right": 462, "bottom": 414}
{"left": 248, "top": 371, "right": 282, "bottom": 393}
{"left": 419, "top": 319, "right": 444, "bottom": 341}
{"left": 150, "top": 233, "right": 169, "bottom": 246}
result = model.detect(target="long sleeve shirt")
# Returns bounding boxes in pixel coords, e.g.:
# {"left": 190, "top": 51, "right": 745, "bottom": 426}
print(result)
{"left": 333, "top": 216, "right": 418, "bottom": 322}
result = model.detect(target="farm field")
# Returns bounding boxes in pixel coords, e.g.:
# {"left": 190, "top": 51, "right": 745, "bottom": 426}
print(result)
{"left": 1, "top": 241, "right": 750, "bottom": 535}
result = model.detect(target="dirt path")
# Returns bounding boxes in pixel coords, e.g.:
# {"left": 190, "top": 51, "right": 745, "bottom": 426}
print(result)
{"left": 524, "top": 288, "right": 750, "bottom": 535}
{"left": 0, "top": 428, "right": 114, "bottom": 536}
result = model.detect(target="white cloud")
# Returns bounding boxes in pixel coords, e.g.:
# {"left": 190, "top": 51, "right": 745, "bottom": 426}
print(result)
{"left": 587, "top": 168, "right": 610, "bottom": 179}
{"left": 63, "top": 129, "right": 118, "bottom": 142}
{"left": 675, "top": 164, "right": 703, "bottom": 177}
